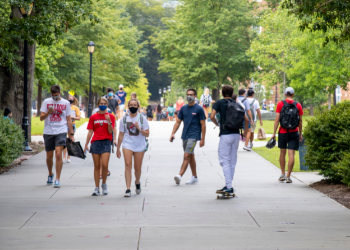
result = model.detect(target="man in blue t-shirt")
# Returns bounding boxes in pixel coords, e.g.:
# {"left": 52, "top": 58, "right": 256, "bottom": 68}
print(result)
{"left": 116, "top": 84, "right": 127, "bottom": 118}
{"left": 170, "top": 89, "right": 206, "bottom": 185}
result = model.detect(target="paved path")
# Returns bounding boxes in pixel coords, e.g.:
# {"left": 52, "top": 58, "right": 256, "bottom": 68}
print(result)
{"left": 1, "top": 122, "right": 350, "bottom": 250}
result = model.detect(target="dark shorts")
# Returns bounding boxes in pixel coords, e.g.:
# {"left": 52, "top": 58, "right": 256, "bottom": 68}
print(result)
{"left": 90, "top": 139, "right": 112, "bottom": 155}
{"left": 43, "top": 133, "right": 67, "bottom": 152}
{"left": 278, "top": 132, "right": 299, "bottom": 151}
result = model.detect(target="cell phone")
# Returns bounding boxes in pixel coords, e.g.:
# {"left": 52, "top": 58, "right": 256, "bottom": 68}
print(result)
{"left": 170, "top": 137, "right": 174, "bottom": 142}
{"left": 84, "top": 149, "right": 89, "bottom": 156}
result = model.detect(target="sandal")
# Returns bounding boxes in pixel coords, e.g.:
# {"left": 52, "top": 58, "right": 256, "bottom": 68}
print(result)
{"left": 107, "top": 171, "right": 111, "bottom": 177}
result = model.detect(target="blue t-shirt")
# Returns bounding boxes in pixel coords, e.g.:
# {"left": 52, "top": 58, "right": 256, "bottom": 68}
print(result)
{"left": 178, "top": 104, "right": 206, "bottom": 140}
{"left": 116, "top": 91, "right": 127, "bottom": 105}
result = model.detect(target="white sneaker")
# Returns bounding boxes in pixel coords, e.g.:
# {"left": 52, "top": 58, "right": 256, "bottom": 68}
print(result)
{"left": 92, "top": 187, "right": 100, "bottom": 196}
{"left": 101, "top": 183, "right": 109, "bottom": 195}
{"left": 249, "top": 142, "right": 253, "bottom": 149}
{"left": 243, "top": 145, "right": 252, "bottom": 151}
{"left": 186, "top": 176, "right": 198, "bottom": 185}
{"left": 67, "top": 159, "right": 71, "bottom": 163}
{"left": 174, "top": 175, "right": 182, "bottom": 185}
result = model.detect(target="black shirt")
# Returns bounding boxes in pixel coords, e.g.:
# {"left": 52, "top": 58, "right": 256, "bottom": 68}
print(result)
{"left": 108, "top": 98, "right": 119, "bottom": 115}
{"left": 212, "top": 99, "right": 240, "bottom": 136}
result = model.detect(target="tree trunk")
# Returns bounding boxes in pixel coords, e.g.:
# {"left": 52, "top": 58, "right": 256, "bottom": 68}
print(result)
{"left": 333, "top": 88, "right": 337, "bottom": 105}
{"left": 309, "top": 103, "right": 314, "bottom": 116}
{"left": 0, "top": 41, "right": 36, "bottom": 143}
{"left": 37, "top": 82, "right": 42, "bottom": 114}
{"left": 212, "top": 85, "right": 220, "bottom": 102}
{"left": 328, "top": 93, "right": 332, "bottom": 110}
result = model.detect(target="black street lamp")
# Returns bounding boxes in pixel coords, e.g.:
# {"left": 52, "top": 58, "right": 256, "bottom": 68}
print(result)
{"left": 87, "top": 41, "right": 95, "bottom": 118}
{"left": 163, "top": 87, "right": 167, "bottom": 105}
{"left": 20, "top": 3, "right": 33, "bottom": 152}
{"left": 159, "top": 89, "right": 162, "bottom": 104}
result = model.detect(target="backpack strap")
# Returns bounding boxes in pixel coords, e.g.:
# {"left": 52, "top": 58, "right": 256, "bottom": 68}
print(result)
{"left": 250, "top": 99, "right": 255, "bottom": 108}
{"left": 242, "top": 98, "right": 247, "bottom": 103}
{"left": 282, "top": 100, "right": 287, "bottom": 105}
{"left": 123, "top": 114, "right": 128, "bottom": 131}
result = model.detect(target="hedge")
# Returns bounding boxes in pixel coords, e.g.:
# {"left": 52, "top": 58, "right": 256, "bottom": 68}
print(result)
{"left": 304, "top": 101, "right": 350, "bottom": 185}
{"left": 0, "top": 113, "right": 25, "bottom": 167}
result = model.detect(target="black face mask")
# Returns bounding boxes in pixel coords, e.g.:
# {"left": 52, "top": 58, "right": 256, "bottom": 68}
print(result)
{"left": 68, "top": 100, "right": 74, "bottom": 104}
{"left": 129, "top": 107, "right": 138, "bottom": 114}
{"left": 119, "top": 88, "right": 123, "bottom": 90}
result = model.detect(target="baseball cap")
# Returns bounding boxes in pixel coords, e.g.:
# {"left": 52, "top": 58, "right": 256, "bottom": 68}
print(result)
{"left": 119, "top": 84, "right": 124, "bottom": 88}
{"left": 285, "top": 87, "right": 294, "bottom": 95}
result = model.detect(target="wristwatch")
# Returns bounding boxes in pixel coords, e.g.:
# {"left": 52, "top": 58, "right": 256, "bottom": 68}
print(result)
{"left": 108, "top": 122, "right": 112, "bottom": 126}
{"left": 70, "top": 133, "right": 74, "bottom": 136}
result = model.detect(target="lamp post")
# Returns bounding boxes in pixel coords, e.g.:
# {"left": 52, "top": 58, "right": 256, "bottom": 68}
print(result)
{"left": 20, "top": 3, "right": 33, "bottom": 151}
{"left": 159, "top": 89, "right": 162, "bottom": 104}
{"left": 87, "top": 41, "right": 95, "bottom": 118}
{"left": 163, "top": 87, "right": 167, "bottom": 105}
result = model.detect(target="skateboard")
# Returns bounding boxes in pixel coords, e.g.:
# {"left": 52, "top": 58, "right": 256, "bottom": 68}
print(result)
{"left": 216, "top": 191, "right": 235, "bottom": 199}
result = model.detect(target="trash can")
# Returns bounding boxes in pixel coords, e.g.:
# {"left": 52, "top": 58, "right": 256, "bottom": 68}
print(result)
{"left": 299, "top": 138, "right": 309, "bottom": 170}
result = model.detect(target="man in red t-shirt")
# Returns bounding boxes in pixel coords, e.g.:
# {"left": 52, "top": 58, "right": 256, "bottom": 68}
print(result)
{"left": 271, "top": 87, "right": 303, "bottom": 183}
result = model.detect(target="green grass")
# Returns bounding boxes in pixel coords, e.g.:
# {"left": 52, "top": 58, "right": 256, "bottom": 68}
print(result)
{"left": 31, "top": 117, "right": 89, "bottom": 135}
{"left": 254, "top": 137, "right": 278, "bottom": 142}
{"left": 253, "top": 146, "right": 301, "bottom": 172}
{"left": 257, "top": 115, "right": 315, "bottom": 134}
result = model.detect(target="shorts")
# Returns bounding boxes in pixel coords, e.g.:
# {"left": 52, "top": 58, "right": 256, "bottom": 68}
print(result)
{"left": 182, "top": 139, "right": 197, "bottom": 154}
{"left": 67, "top": 124, "right": 76, "bottom": 132}
{"left": 43, "top": 133, "right": 67, "bottom": 152}
{"left": 278, "top": 132, "right": 299, "bottom": 151}
{"left": 243, "top": 121, "right": 251, "bottom": 129}
{"left": 119, "top": 105, "right": 125, "bottom": 111}
{"left": 251, "top": 121, "right": 257, "bottom": 132}
{"left": 168, "top": 113, "right": 174, "bottom": 117}
{"left": 90, "top": 139, "right": 112, "bottom": 154}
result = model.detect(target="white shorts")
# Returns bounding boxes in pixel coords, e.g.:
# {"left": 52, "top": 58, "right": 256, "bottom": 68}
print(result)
{"left": 119, "top": 105, "right": 125, "bottom": 111}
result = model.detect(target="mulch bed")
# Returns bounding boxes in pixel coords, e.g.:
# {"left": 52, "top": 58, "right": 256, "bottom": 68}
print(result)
{"left": 0, "top": 141, "right": 45, "bottom": 174}
{"left": 310, "top": 180, "right": 350, "bottom": 210}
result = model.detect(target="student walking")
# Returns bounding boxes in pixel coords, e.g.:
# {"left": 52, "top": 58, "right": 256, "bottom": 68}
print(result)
{"left": 271, "top": 87, "right": 303, "bottom": 183}
{"left": 170, "top": 89, "right": 206, "bottom": 185}
{"left": 200, "top": 88, "right": 213, "bottom": 119}
{"left": 40, "top": 85, "right": 75, "bottom": 188}
{"left": 156, "top": 104, "right": 162, "bottom": 121}
{"left": 63, "top": 95, "right": 81, "bottom": 163}
{"left": 146, "top": 105, "right": 154, "bottom": 121}
{"left": 117, "top": 99, "right": 150, "bottom": 197}
{"left": 210, "top": 86, "right": 248, "bottom": 195}
{"left": 117, "top": 84, "right": 127, "bottom": 119}
{"left": 237, "top": 89, "right": 253, "bottom": 151}
{"left": 84, "top": 97, "right": 116, "bottom": 196}
{"left": 167, "top": 104, "right": 175, "bottom": 121}
{"left": 174, "top": 97, "right": 184, "bottom": 120}
{"left": 107, "top": 88, "right": 119, "bottom": 119}
{"left": 246, "top": 89, "right": 263, "bottom": 148}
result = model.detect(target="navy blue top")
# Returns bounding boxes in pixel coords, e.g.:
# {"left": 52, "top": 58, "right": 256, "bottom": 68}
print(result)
{"left": 116, "top": 91, "right": 127, "bottom": 105}
{"left": 178, "top": 104, "right": 206, "bottom": 140}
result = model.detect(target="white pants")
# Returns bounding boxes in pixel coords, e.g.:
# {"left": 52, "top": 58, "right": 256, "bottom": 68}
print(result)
{"left": 218, "top": 134, "right": 240, "bottom": 189}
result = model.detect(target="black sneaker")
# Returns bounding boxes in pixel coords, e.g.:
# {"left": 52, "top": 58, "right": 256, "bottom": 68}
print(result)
{"left": 135, "top": 182, "right": 141, "bottom": 195}
{"left": 124, "top": 189, "right": 131, "bottom": 197}
{"left": 223, "top": 187, "right": 234, "bottom": 194}
{"left": 216, "top": 186, "right": 227, "bottom": 194}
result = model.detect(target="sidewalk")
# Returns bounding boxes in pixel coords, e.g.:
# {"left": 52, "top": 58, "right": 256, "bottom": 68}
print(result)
{"left": 1, "top": 122, "right": 349, "bottom": 250}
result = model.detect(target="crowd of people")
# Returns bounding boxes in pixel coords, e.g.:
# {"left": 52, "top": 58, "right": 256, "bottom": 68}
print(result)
{"left": 30, "top": 82, "right": 303, "bottom": 197}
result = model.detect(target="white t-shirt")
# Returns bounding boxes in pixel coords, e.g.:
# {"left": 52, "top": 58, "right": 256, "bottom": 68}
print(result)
{"left": 247, "top": 98, "right": 260, "bottom": 121}
{"left": 40, "top": 97, "right": 71, "bottom": 135}
{"left": 269, "top": 103, "right": 275, "bottom": 111}
{"left": 119, "top": 114, "right": 150, "bottom": 152}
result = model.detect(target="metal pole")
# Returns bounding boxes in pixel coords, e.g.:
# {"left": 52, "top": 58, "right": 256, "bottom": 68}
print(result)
{"left": 88, "top": 53, "right": 92, "bottom": 118}
{"left": 22, "top": 39, "right": 32, "bottom": 151}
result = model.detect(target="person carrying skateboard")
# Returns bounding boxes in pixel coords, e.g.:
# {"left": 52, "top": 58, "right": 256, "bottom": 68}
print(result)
{"left": 210, "top": 86, "right": 248, "bottom": 196}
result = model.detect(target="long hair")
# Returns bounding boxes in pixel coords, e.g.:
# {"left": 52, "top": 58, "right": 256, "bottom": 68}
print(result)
{"left": 68, "top": 95, "right": 79, "bottom": 106}
{"left": 157, "top": 104, "right": 162, "bottom": 113}
{"left": 97, "top": 97, "right": 108, "bottom": 106}
{"left": 178, "top": 97, "right": 183, "bottom": 103}
{"left": 128, "top": 98, "right": 140, "bottom": 107}
{"left": 147, "top": 105, "right": 152, "bottom": 111}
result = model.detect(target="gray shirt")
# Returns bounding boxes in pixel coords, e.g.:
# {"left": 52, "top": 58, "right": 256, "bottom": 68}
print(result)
{"left": 237, "top": 96, "right": 250, "bottom": 111}
{"left": 108, "top": 98, "right": 118, "bottom": 115}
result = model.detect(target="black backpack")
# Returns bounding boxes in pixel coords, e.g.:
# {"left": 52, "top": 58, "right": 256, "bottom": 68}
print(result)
{"left": 147, "top": 108, "right": 153, "bottom": 117}
{"left": 279, "top": 100, "right": 300, "bottom": 130}
{"left": 224, "top": 99, "right": 245, "bottom": 130}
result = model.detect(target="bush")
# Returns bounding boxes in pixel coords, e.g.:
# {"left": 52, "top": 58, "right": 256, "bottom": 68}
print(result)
{"left": 332, "top": 152, "right": 350, "bottom": 187}
{"left": 304, "top": 101, "right": 350, "bottom": 182}
{"left": 314, "top": 104, "right": 333, "bottom": 116}
{"left": 0, "top": 112, "right": 25, "bottom": 168}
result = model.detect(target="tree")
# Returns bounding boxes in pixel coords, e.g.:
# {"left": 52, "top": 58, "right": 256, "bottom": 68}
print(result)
{"left": 124, "top": 71, "right": 151, "bottom": 108}
{"left": 0, "top": 0, "right": 98, "bottom": 141}
{"left": 153, "top": 0, "right": 257, "bottom": 101}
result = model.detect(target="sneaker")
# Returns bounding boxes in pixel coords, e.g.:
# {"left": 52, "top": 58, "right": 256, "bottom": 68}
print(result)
{"left": 92, "top": 187, "right": 100, "bottom": 196}
{"left": 47, "top": 174, "right": 54, "bottom": 184}
{"left": 124, "top": 189, "right": 131, "bottom": 197}
{"left": 286, "top": 177, "right": 293, "bottom": 183}
{"left": 64, "top": 158, "right": 68, "bottom": 163}
{"left": 54, "top": 180, "right": 60, "bottom": 188}
{"left": 249, "top": 142, "right": 253, "bottom": 149}
{"left": 107, "top": 171, "right": 111, "bottom": 177}
{"left": 101, "top": 183, "right": 109, "bottom": 195}
{"left": 243, "top": 145, "right": 251, "bottom": 151}
{"left": 174, "top": 175, "right": 182, "bottom": 185}
{"left": 223, "top": 187, "right": 234, "bottom": 194}
{"left": 135, "top": 182, "right": 141, "bottom": 194}
{"left": 67, "top": 159, "right": 71, "bottom": 163}
{"left": 278, "top": 174, "right": 286, "bottom": 182}
{"left": 186, "top": 176, "right": 198, "bottom": 185}
{"left": 216, "top": 186, "right": 227, "bottom": 194}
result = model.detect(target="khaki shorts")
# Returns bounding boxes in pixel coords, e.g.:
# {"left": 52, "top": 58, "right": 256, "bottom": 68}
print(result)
{"left": 251, "top": 121, "right": 257, "bottom": 133}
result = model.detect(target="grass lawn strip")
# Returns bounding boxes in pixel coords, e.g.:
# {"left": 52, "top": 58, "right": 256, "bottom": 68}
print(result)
{"left": 31, "top": 117, "right": 89, "bottom": 135}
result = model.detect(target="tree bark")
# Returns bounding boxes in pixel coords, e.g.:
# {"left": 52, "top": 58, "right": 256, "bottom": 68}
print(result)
{"left": 328, "top": 93, "right": 332, "bottom": 110}
{"left": 37, "top": 82, "right": 42, "bottom": 114}
{"left": 309, "top": 103, "right": 314, "bottom": 116}
{"left": 0, "top": 42, "right": 36, "bottom": 143}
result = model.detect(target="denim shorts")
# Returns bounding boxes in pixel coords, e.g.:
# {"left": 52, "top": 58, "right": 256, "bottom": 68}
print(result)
{"left": 243, "top": 121, "right": 251, "bottom": 129}
{"left": 90, "top": 139, "right": 112, "bottom": 154}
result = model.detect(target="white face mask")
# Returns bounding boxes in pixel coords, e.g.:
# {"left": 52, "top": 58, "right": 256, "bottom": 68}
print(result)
{"left": 52, "top": 95, "right": 60, "bottom": 101}
{"left": 187, "top": 96, "right": 195, "bottom": 103}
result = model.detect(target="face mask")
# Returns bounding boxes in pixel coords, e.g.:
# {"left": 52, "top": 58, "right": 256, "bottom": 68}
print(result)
{"left": 52, "top": 95, "right": 60, "bottom": 101}
{"left": 68, "top": 100, "right": 74, "bottom": 104}
{"left": 119, "top": 88, "right": 123, "bottom": 90}
{"left": 108, "top": 93, "right": 113, "bottom": 97}
{"left": 99, "top": 105, "right": 107, "bottom": 111}
{"left": 129, "top": 107, "right": 138, "bottom": 114}
{"left": 187, "top": 96, "right": 195, "bottom": 103}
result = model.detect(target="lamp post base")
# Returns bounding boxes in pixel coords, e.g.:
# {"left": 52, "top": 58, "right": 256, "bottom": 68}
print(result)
{"left": 23, "top": 141, "right": 32, "bottom": 151}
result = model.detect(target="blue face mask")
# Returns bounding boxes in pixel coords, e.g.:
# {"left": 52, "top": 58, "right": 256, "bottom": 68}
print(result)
{"left": 108, "top": 93, "right": 113, "bottom": 97}
{"left": 99, "top": 105, "right": 107, "bottom": 111}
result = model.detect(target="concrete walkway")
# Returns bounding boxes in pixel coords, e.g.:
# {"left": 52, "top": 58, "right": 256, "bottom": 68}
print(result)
{"left": 1, "top": 122, "right": 350, "bottom": 250}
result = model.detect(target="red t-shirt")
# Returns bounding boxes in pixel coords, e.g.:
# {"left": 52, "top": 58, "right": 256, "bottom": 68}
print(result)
{"left": 176, "top": 101, "right": 184, "bottom": 111}
{"left": 87, "top": 113, "right": 116, "bottom": 143}
{"left": 276, "top": 99, "right": 303, "bottom": 134}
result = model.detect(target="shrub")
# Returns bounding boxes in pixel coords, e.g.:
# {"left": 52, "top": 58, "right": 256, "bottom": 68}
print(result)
{"left": 0, "top": 112, "right": 25, "bottom": 168}
{"left": 314, "top": 104, "right": 333, "bottom": 116}
{"left": 332, "top": 152, "right": 350, "bottom": 187}
{"left": 304, "top": 101, "right": 350, "bottom": 182}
